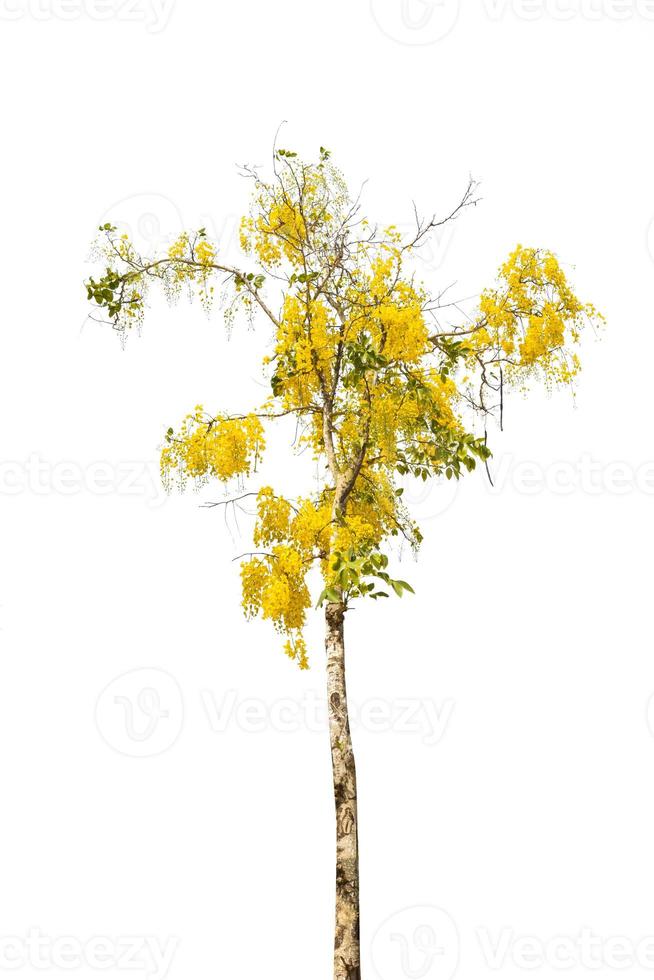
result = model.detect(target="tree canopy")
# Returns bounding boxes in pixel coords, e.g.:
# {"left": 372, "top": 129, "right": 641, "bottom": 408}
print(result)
{"left": 86, "top": 146, "right": 602, "bottom": 669}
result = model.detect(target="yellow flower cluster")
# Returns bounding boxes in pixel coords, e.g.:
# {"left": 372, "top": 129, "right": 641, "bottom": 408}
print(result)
{"left": 240, "top": 543, "right": 311, "bottom": 669}
{"left": 283, "top": 636, "right": 308, "bottom": 670}
{"left": 348, "top": 256, "right": 430, "bottom": 364}
{"left": 161, "top": 407, "right": 264, "bottom": 488}
{"left": 469, "top": 245, "right": 601, "bottom": 388}
{"left": 195, "top": 239, "right": 216, "bottom": 267}
{"left": 253, "top": 487, "right": 293, "bottom": 546}
{"left": 240, "top": 214, "right": 282, "bottom": 267}
{"left": 379, "top": 302, "right": 429, "bottom": 364}
{"left": 366, "top": 369, "right": 461, "bottom": 466}
{"left": 240, "top": 199, "right": 307, "bottom": 268}
{"left": 238, "top": 473, "right": 419, "bottom": 668}
{"left": 331, "top": 482, "right": 396, "bottom": 556}
{"left": 167, "top": 232, "right": 193, "bottom": 282}
{"left": 520, "top": 304, "right": 565, "bottom": 364}
{"left": 272, "top": 295, "right": 337, "bottom": 410}
{"left": 240, "top": 489, "right": 334, "bottom": 667}
{"left": 159, "top": 232, "right": 217, "bottom": 315}
{"left": 291, "top": 497, "right": 333, "bottom": 553}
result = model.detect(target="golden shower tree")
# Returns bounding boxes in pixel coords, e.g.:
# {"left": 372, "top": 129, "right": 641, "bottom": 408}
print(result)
{"left": 85, "top": 145, "right": 600, "bottom": 980}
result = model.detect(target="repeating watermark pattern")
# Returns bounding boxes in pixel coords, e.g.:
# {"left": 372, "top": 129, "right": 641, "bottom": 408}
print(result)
{"left": 403, "top": 453, "right": 654, "bottom": 522}
{"left": 487, "top": 454, "right": 654, "bottom": 496}
{"left": 372, "top": 909, "right": 654, "bottom": 976}
{"left": 85, "top": 194, "right": 241, "bottom": 333}
{"left": 0, "top": 455, "right": 167, "bottom": 507}
{"left": 201, "top": 689, "right": 454, "bottom": 746}
{"left": 372, "top": 0, "right": 654, "bottom": 44}
{"left": 98, "top": 193, "right": 186, "bottom": 258}
{"left": 478, "top": 926, "right": 654, "bottom": 971}
{"left": 396, "top": 219, "right": 460, "bottom": 274}
{"left": 0, "top": 929, "right": 178, "bottom": 978}
{"left": 370, "top": 0, "right": 461, "bottom": 45}
{"left": 95, "top": 193, "right": 240, "bottom": 260}
{"left": 401, "top": 472, "right": 461, "bottom": 521}
{"left": 0, "top": 0, "right": 175, "bottom": 31}
{"left": 6, "top": 454, "right": 651, "bottom": 512}
{"left": 95, "top": 670, "right": 454, "bottom": 756}
{"left": 482, "top": 0, "right": 654, "bottom": 21}
{"left": 372, "top": 906, "right": 460, "bottom": 980}
{"left": 95, "top": 668, "right": 184, "bottom": 758}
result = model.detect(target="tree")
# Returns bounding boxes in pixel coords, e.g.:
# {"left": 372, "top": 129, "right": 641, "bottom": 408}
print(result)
{"left": 85, "top": 144, "right": 602, "bottom": 980}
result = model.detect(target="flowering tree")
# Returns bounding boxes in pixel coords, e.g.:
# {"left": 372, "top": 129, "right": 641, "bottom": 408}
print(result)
{"left": 85, "top": 145, "right": 601, "bottom": 980}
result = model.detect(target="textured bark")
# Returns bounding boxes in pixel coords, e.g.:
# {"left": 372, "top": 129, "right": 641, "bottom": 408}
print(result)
{"left": 326, "top": 600, "right": 361, "bottom": 980}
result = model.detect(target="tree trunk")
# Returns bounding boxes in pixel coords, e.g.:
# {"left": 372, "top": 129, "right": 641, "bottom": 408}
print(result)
{"left": 325, "top": 600, "right": 361, "bottom": 980}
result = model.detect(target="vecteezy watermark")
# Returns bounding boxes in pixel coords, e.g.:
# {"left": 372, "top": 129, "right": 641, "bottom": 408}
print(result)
{"left": 371, "top": 906, "right": 460, "bottom": 980}
{"left": 0, "top": 0, "right": 175, "bottom": 30}
{"left": 401, "top": 472, "right": 461, "bottom": 521}
{"left": 97, "top": 193, "right": 186, "bottom": 258}
{"left": 95, "top": 668, "right": 184, "bottom": 758}
{"left": 86, "top": 194, "right": 241, "bottom": 330}
{"left": 0, "top": 455, "right": 168, "bottom": 508}
{"left": 372, "top": 912, "right": 654, "bottom": 977}
{"left": 477, "top": 926, "right": 654, "bottom": 970}
{"left": 370, "top": 0, "right": 460, "bottom": 45}
{"left": 95, "top": 673, "right": 455, "bottom": 756}
{"left": 481, "top": 0, "right": 654, "bottom": 21}
{"left": 394, "top": 219, "right": 460, "bottom": 275}
{"left": 372, "top": 0, "right": 654, "bottom": 45}
{"left": 397, "top": 453, "right": 654, "bottom": 525}
{"left": 0, "top": 929, "right": 178, "bottom": 979}
{"left": 95, "top": 193, "right": 241, "bottom": 260}
{"left": 8, "top": 452, "right": 647, "bottom": 513}
{"left": 488, "top": 453, "right": 654, "bottom": 496}
{"left": 201, "top": 690, "right": 454, "bottom": 746}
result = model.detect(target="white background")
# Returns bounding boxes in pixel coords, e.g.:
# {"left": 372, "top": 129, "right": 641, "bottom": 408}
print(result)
{"left": 1, "top": 2, "right": 654, "bottom": 979}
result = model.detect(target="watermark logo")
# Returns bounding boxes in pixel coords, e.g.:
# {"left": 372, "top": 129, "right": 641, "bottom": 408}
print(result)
{"left": 372, "top": 0, "right": 654, "bottom": 44}
{"left": 372, "top": 915, "right": 654, "bottom": 975}
{"left": 97, "top": 192, "right": 185, "bottom": 257}
{"left": 202, "top": 690, "right": 454, "bottom": 746}
{"left": 401, "top": 472, "right": 461, "bottom": 521}
{"left": 370, "top": 0, "right": 460, "bottom": 44}
{"left": 487, "top": 453, "right": 654, "bottom": 496}
{"left": 477, "top": 926, "right": 654, "bottom": 970}
{"left": 0, "top": 454, "right": 167, "bottom": 508}
{"left": 393, "top": 453, "right": 654, "bottom": 525}
{"left": 395, "top": 219, "right": 460, "bottom": 275}
{"left": 481, "top": 0, "right": 654, "bottom": 22}
{"left": 94, "top": 678, "right": 454, "bottom": 756}
{"left": 95, "top": 668, "right": 184, "bottom": 758}
{"left": 0, "top": 0, "right": 175, "bottom": 31}
{"left": 94, "top": 193, "right": 240, "bottom": 259}
{"left": 372, "top": 906, "right": 459, "bottom": 979}
{"left": 0, "top": 929, "right": 178, "bottom": 978}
